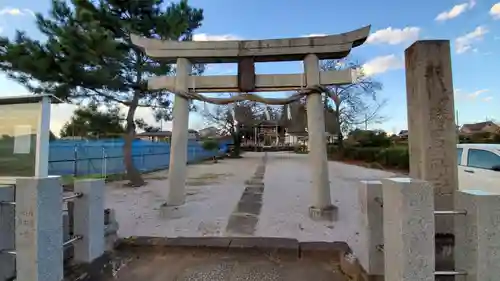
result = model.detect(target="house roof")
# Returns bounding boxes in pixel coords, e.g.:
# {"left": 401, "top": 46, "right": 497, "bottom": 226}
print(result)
{"left": 461, "top": 121, "right": 498, "bottom": 132}
{"left": 287, "top": 131, "right": 308, "bottom": 136}
{"left": 253, "top": 120, "right": 280, "bottom": 126}
{"left": 399, "top": 130, "right": 408, "bottom": 135}
{"left": 137, "top": 131, "right": 172, "bottom": 137}
{"left": 199, "top": 126, "right": 217, "bottom": 132}
{"left": 137, "top": 129, "right": 199, "bottom": 137}
{"left": 0, "top": 94, "right": 63, "bottom": 105}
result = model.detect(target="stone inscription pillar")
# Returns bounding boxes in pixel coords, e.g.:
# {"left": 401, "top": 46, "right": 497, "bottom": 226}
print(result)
{"left": 15, "top": 176, "right": 64, "bottom": 281}
{"left": 167, "top": 58, "right": 192, "bottom": 206}
{"left": 303, "top": 54, "right": 334, "bottom": 214}
{"left": 405, "top": 40, "right": 457, "bottom": 234}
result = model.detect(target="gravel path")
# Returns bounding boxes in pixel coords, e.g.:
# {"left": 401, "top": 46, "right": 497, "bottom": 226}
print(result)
{"left": 106, "top": 154, "right": 262, "bottom": 238}
{"left": 106, "top": 152, "right": 396, "bottom": 261}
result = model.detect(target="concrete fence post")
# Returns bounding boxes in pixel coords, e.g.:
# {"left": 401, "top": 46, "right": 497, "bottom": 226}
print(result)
{"left": 382, "top": 178, "right": 435, "bottom": 281}
{"left": 15, "top": 176, "right": 64, "bottom": 281}
{"left": 73, "top": 179, "right": 105, "bottom": 263}
{"left": 0, "top": 184, "right": 15, "bottom": 280}
{"left": 357, "top": 180, "right": 384, "bottom": 278}
{"left": 455, "top": 190, "right": 500, "bottom": 281}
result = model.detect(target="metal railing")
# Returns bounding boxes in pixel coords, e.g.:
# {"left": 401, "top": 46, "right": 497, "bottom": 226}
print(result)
{"left": 375, "top": 203, "right": 469, "bottom": 278}
{"left": 0, "top": 189, "right": 85, "bottom": 256}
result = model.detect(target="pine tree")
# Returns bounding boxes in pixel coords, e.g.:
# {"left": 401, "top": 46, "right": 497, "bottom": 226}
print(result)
{"left": 0, "top": 0, "right": 204, "bottom": 186}
{"left": 60, "top": 103, "right": 126, "bottom": 139}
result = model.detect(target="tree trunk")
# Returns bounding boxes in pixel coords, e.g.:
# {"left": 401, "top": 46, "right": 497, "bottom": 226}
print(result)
{"left": 232, "top": 132, "right": 242, "bottom": 157}
{"left": 123, "top": 94, "right": 145, "bottom": 187}
{"left": 335, "top": 103, "right": 344, "bottom": 148}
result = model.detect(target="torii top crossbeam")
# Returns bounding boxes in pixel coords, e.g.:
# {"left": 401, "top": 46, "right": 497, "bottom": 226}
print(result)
{"left": 131, "top": 26, "right": 370, "bottom": 64}
{"left": 131, "top": 26, "right": 371, "bottom": 100}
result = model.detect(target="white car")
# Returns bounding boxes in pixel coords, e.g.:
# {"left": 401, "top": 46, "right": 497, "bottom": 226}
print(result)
{"left": 457, "top": 143, "right": 500, "bottom": 193}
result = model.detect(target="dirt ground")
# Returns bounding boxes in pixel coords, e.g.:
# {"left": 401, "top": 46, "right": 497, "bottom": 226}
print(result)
{"left": 103, "top": 247, "right": 349, "bottom": 281}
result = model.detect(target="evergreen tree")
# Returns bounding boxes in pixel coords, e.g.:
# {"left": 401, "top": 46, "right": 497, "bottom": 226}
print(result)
{"left": 60, "top": 103, "right": 126, "bottom": 139}
{"left": 0, "top": 0, "right": 204, "bottom": 186}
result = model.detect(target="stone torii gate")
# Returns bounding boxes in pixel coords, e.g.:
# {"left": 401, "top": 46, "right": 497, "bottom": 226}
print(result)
{"left": 132, "top": 25, "right": 371, "bottom": 218}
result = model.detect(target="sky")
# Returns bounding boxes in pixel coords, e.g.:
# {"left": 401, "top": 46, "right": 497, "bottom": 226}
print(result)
{"left": 0, "top": 0, "right": 499, "bottom": 136}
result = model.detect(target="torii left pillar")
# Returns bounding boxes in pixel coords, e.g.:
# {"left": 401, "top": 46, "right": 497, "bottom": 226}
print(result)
{"left": 166, "top": 58, "right": 191, "bottom": 206}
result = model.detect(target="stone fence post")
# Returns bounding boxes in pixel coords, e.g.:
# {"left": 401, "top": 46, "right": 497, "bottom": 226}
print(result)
{"left": 356, "top": 180, "right": 384, "bottom": 278}
{"left": 382, "top": 178, "right": 435, "bottom": 281}
{"left": 455, "top": 190, "right": 500, "bottom": 281}
{"left": 73, "top": 179, "right": 105, "bottom": 263}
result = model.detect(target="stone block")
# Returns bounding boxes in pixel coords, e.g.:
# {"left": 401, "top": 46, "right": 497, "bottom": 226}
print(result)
{"left": 0, "top": 185, "right": 15, "bottom": 280}
{"left": 244, "top": 186, "right": 263, "bottom": 194}
{"left": 300, "top": 241, "right": 349, "bottom": 261}
{"left": 15, "top": 176, "right": 64, "bottom": 281}
{"left": 226, "top": 213, "right": 258, "bottom": 235}
{"left": 244, "top": 179, "right": 263, "bottom": 186}
{"left": 357, "top": 180, "right": 384, "bottom": 276}
{"left": 74, "top": 179, "right": 105, "bottom": 263}
{"left": 455, "top": 190, "right": 500, "bottom": 281}
{"left": 382, "top": 178, "right": 435, "bottom": 281}
{"left": 308, "top": 205, "right": 337, "bottom": 221}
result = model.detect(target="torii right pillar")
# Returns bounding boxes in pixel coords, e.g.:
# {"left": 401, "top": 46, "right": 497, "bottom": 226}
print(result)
{"left": 405, "top": 40, "right": 458, "bottom": 235}
{"left": 304, "top": 54, "right": 337, "bottom": 221}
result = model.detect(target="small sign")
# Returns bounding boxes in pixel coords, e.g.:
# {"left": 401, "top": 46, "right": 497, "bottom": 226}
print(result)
{"left": 13, "top": 125, "right": 32, "bottom": 154}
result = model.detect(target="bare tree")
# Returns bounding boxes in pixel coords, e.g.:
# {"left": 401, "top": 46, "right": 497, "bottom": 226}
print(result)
{"left": 321, "top": 58, "right": 387, "bottom": 147}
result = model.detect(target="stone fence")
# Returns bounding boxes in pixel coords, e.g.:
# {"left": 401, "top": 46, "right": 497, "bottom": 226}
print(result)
{"left": 0, "top": 177, "right": 118, "bottom": 281}
{"left": 357, "top": 178, "right": 500, "bottom": 281}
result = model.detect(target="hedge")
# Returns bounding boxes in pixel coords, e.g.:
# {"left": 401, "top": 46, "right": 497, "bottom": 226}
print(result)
{"left": 328, "top": 145, "right": 409, "bottom": 171}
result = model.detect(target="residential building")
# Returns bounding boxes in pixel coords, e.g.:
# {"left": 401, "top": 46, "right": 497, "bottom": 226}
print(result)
{"left": 188, "top": 129, "right": 200, "bottom": 140}
{"left": 398, "top": 130, "right": 409, "bottom": 139}
{"left": 136, "top": 129, "right": 200, "bottom": 142}
{"left": 460, "top": 121, "right": 500, "bottom": 135}
{"left": 199, "top": 126, "right": 219, "bottom": 138}
{"left": 136, "top": 131, "right": 171, "bottom": 142}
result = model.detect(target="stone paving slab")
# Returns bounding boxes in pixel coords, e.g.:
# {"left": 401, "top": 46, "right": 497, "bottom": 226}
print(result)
{"left": 226, "top": 214, "right": 258, "bottom": 235}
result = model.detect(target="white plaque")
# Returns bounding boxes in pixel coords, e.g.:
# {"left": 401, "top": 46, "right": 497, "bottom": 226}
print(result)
{"left": 13, "top": 125, "right": 32, "bottom": 154}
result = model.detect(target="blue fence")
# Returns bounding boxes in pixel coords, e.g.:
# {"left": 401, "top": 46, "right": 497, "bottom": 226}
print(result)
{"left": 48, "top": 139, "right": 232, "bottom": 177}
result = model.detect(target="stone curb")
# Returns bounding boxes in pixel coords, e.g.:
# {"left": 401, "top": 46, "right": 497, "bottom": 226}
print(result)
{"left": 115, "top": 236, "right": 351, "bottom": 259}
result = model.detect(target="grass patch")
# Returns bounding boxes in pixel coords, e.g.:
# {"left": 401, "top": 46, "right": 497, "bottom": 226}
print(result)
{"left": 61, "top": 173, "right": 126, "bottom": 186}
{"left": 186, "top": 172, "right": 232, "bottom": 186}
